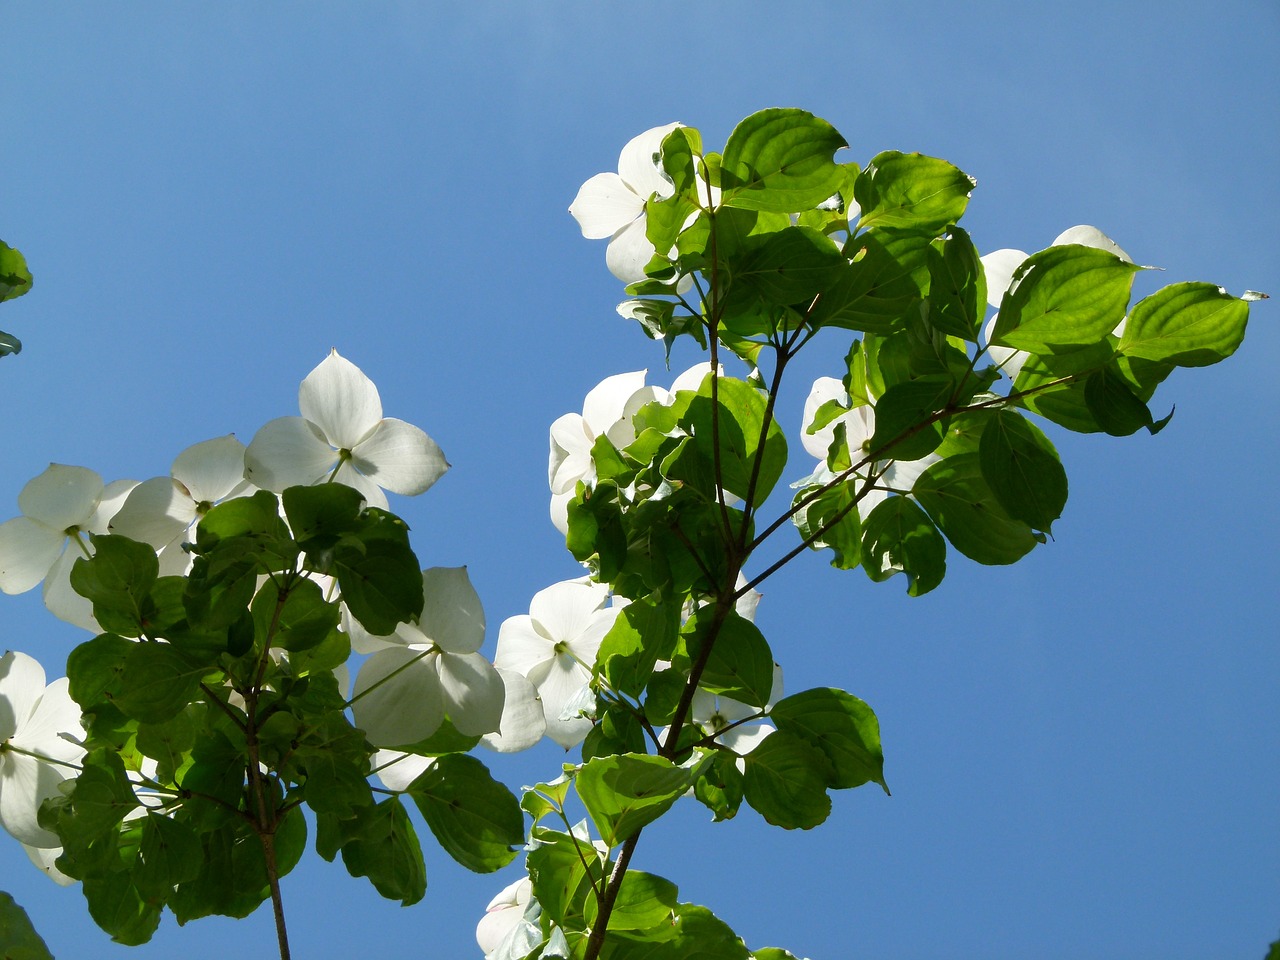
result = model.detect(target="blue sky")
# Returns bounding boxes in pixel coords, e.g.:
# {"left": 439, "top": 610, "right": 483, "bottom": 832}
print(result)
{"left": 1, "top": 3, "right": 1276, "bottom": 958}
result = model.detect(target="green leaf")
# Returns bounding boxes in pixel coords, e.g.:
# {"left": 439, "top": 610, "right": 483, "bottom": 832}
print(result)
{"left": 115, "top": 643, "right": 205, "bottom": 724}
{"left": 252, "top": 576, "right": 341, "bottom": 652}
{"left": 854, "top": 152, "right": 974, "bottom": 233}
{"left": 811, "top": 229, "right": 931, "bottom": 334}
{"left": 1119, "top": 281, "right": 1250, "bottom": 367}
{"left": 860, "top": 495, "right": 947, "bottom": 596}
{"left": 576, "top": 753, "right": 702, "bottom": 847}
{"left": 678, "top": 376, "right": 787, "bottom": 507}
{"left": 770, "top": 688, "right": 888, "bottom": 792}
{"left": 596, "top": 595, "right": 680, "bottom": 699}
{"left": 0, "top": 892, "right": 54, "bottom": 960}
{"left": 868, "top": 378, "right": 953, "bottom": 462}
{"left": 82, "top": 873, "right": 161, "bottom": 946}
{"left": 1084, "top": 366, "right": 1166, "bottom": 437}
{"left": 692, "top": 750, "right": 744, "bottom": 822}
{"left": 992, "top": 245, "right": 1141, "bottom": 353}
{"left": 330, "top": 531, "right": 423, "bottom": 635}
{"left": 527, "top": 825, "right": 604, "bottom": 930}
{"left": 408, "top": 754, "right": 523, "bottom": 873}
{"left": 688, "top": 611, "right": 775, "bottom": 709}
{"left": 978, "top": 409, "right": 1068, "bottom": 532}
{"left": 0, "top": 241, "right": 33, "bottom": 302}
{"left": 66, "top": 633, "right": 134, "bottom": 706}
{"left": 281, "top": 482, "right": 365, "bottom": 544}
{"left": 339, "top": 796, "right": 427, "bottom": 906}
{"left": 584, "top": 869, "right": 678, "bottom": 932}
{"left": 71, "top": 535, "right": 159, "bottom": 636}
{"left": 928, "top": 227, "right": 986, "bottom": 340}
{"left": 741, "top": 731, "right": 832, "bottom": 829}
{"left": 133, "top": 813, "right": 202, "bottom": 900}
{"left": 914, "top": 454, "right": 1040, "bottom": 565}
{"left": 734, "top": 226, "right": 846, "bottom": 306}
{"left": 720, "top": 109, "right": 846, "bottom": 212}
{"left": 791, "top": 480, "right": 862, "bottom": 570}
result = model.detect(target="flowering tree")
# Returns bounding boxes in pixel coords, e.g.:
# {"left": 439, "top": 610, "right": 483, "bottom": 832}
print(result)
{"left": 0, "top": 108, "right": 1266, "bottom": 960}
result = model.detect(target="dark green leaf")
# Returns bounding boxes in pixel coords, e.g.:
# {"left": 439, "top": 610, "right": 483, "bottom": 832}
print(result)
{"left": 978, "top": 409, "right": 1068, "bottom": 531}
{"left": 584, "top": 870, "right": 678, "bottom": 933}
{"left": 770, "top": 688, "right": 888, "bottom": 792}
{"left": 408, "top": 754, "right": 523, "bottom": 873}
{"left": 928, "top": 227, "right": 986, "bottom": 340}
{"left": 860, "top": 496, "right": 947, "bottom": 596}
{"left": 339, "top": 796, "right": 427, "bottom": 906}
{"left": 115, "top": 643, "right": 205, "bottom": 724}
{"left": 1084, "top": 366, "right": 1164, "bottom": 437}
{"left": 868, "top": 378, "right": 953, "bottom": 462}
{"left": 914, "top": 454, "right": 1040, "bottom": 565}
{"left": 688, "top": 611, "right": 775, "bottom": 709}
{"left": 692, "top": 750, "right": 744, "bottom": 822}
{"left": 596, "top": 595, "right": 681, "bottom": 699}
{"left": 791, "top": 480, "right": 861, "bottom": 570}
{"left": 0, "top": 892, "right": 54, "bottom": 960}
{"left": 71, "top": 535, "right": 159, "bottom": 636}
{"left": 741, "top": 732, "right": 832, "bottom": 829}
{"left": 811, "top": 229, "right": 931, "bottom": 334}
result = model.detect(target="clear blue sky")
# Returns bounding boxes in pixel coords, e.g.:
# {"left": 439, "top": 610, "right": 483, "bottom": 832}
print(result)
{"left": 1, "top": 4, "right": 1276, "bottom": 958}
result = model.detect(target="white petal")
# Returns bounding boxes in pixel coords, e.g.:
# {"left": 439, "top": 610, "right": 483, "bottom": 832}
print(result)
{"left": 617, "top": 123, "right": 682, "bottom": 201}
{"left": 526, "top": 579, "right": 610, "bottom": 645}
{"left": 298, "top": 350, "right": 384, "bottom": 449}
{"left": 23, "top": 842, "right": 75, "bottom": 885}
{"left": 42, "top": 548, "right": 99, "bottom": 633}
{"left": 0, "top": 651, "right": 48, "bottom": 740}
{"left": 436, "top": 652, "right": 505, "bottom": 736}
{"left": 1051, "top": 225, "right": 1132, "bottom": 263}
{"left": 477, "top": 877, "right": 533, "bottom": 956}
{"left": 88, "top": 479, "right": 141, "bottom": 534}
{"left": 172, "top": 435, "right": 249, "bottom": 503}
{"left": 548, "top": 413, "right": 593, "bottom": 495}
{"left": 244, "top": 417, "right": 337, "bottom": 492}
{"left": 549, "top": 490, "right": 572, "bottom": 537}
{"left": 493, "top": 615, "right": 554, "bottom": 678}
{"left": 801, "top": 377, "right": 850, "bottom": 460}
{"left": 582, "top": 371, "right": 647, "bottom": 436}
{"left": 669, "top": 362, "right": 716, "bottom": 396}
{"left": 0, "top": 518, "right": 65, "bottom": 594}
{"left": 352, "top": 648, "right": 443, "bottom": 747}
{"left": 330, "top": 461, "right": 389, "bottom": 510}
{"left": 371, "top": 750, "right": 434, "bottom": 792}
{"left": 605, "top": 217, "right": 660, "bottom": 285}
{"left": 0, "top": 752, "right": 66, "bottom": 847}
{"left": 17, "top": 465, "right": 103, "bottom": 530}
{"left": 350, "top": 418, "right": 448, "bottom": 497}
{"left": 342, "top": 607, "right": 402, "bottom": 655}
{"left": 538, "top": 660, "right": 594, "bottom": 749}
{"left": 13, "top": 677, "right": 86, "bottom": 768}
{"left": 420, "top": 567, "right": 485, "bottom": 654}
{"left": 607, "top": 386, "right": 661, "bottom": 449}
{"left": 569, "top": 172, "right": 645, "bottom": 240}
{"left": 481, "top": 668, "right": 546, "bottom": 753}
{"left": 108, "top": 477, "right": 195, "bottom": 550}
{"left": 719, "top": 722, "right": 775, "bottom": 756}
{"left": 979, "top": 248, "right": 1029, "bottom": 307}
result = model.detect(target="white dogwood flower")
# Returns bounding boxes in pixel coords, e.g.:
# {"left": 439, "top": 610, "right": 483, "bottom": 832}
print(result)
{"left": 0, "top": 651, "right": 86, "bottom": 848}
{"left": 245, "top": 349, "right": 448, "bottom": 511}
{"left": 494, "top": 578, "right": 619, "bottom": 749}
{"left": 110, "top": 434, "right": 255, "bottom": 574}
{"left": 569, "top": 122, "right": 685, "bottom": 285}
{"left": 350, "top": 567, "right": 504, "bottom": 747}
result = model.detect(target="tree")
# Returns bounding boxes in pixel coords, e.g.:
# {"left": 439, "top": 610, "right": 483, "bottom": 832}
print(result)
{"left": 0, "top": 108, "right": 1267, "bottom": 960}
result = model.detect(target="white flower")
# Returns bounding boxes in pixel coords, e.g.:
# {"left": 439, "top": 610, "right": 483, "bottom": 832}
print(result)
{"left": 0, "top": 651, "right": 86, "bottom": 848}
{"left": 569, "top": 122, "right": 685, "bottom": 286}
{"left": 800, "top": 377, "right": 939, "bottom": 517}
{"left": 110, "top": 434, "right": 255, "bottom": 574}
{"left": 494, "top": 578, "right": 620, "bottom": 749}
{"left": 245, "top": 349, "right": 448, "bottom": 511}
{"left": 0, "top": 465, "right": 136, "bottom": 630}
{"left": 981, "top": 225, "right": 1133, "bottom": 380}
{"left": 370, "top": 750, "right": 434, "bottom": 792}
{"left": 689, "top": 662, "right": 783, "bottom": 758}
{"left": 349, "top": 567, "right": 504, "bottom": 747}
{"left": 549, "top": 363, "right": 716, "bottom": 534}
{"left": 476, "top": 876, "right": 536, "bottom": 960}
